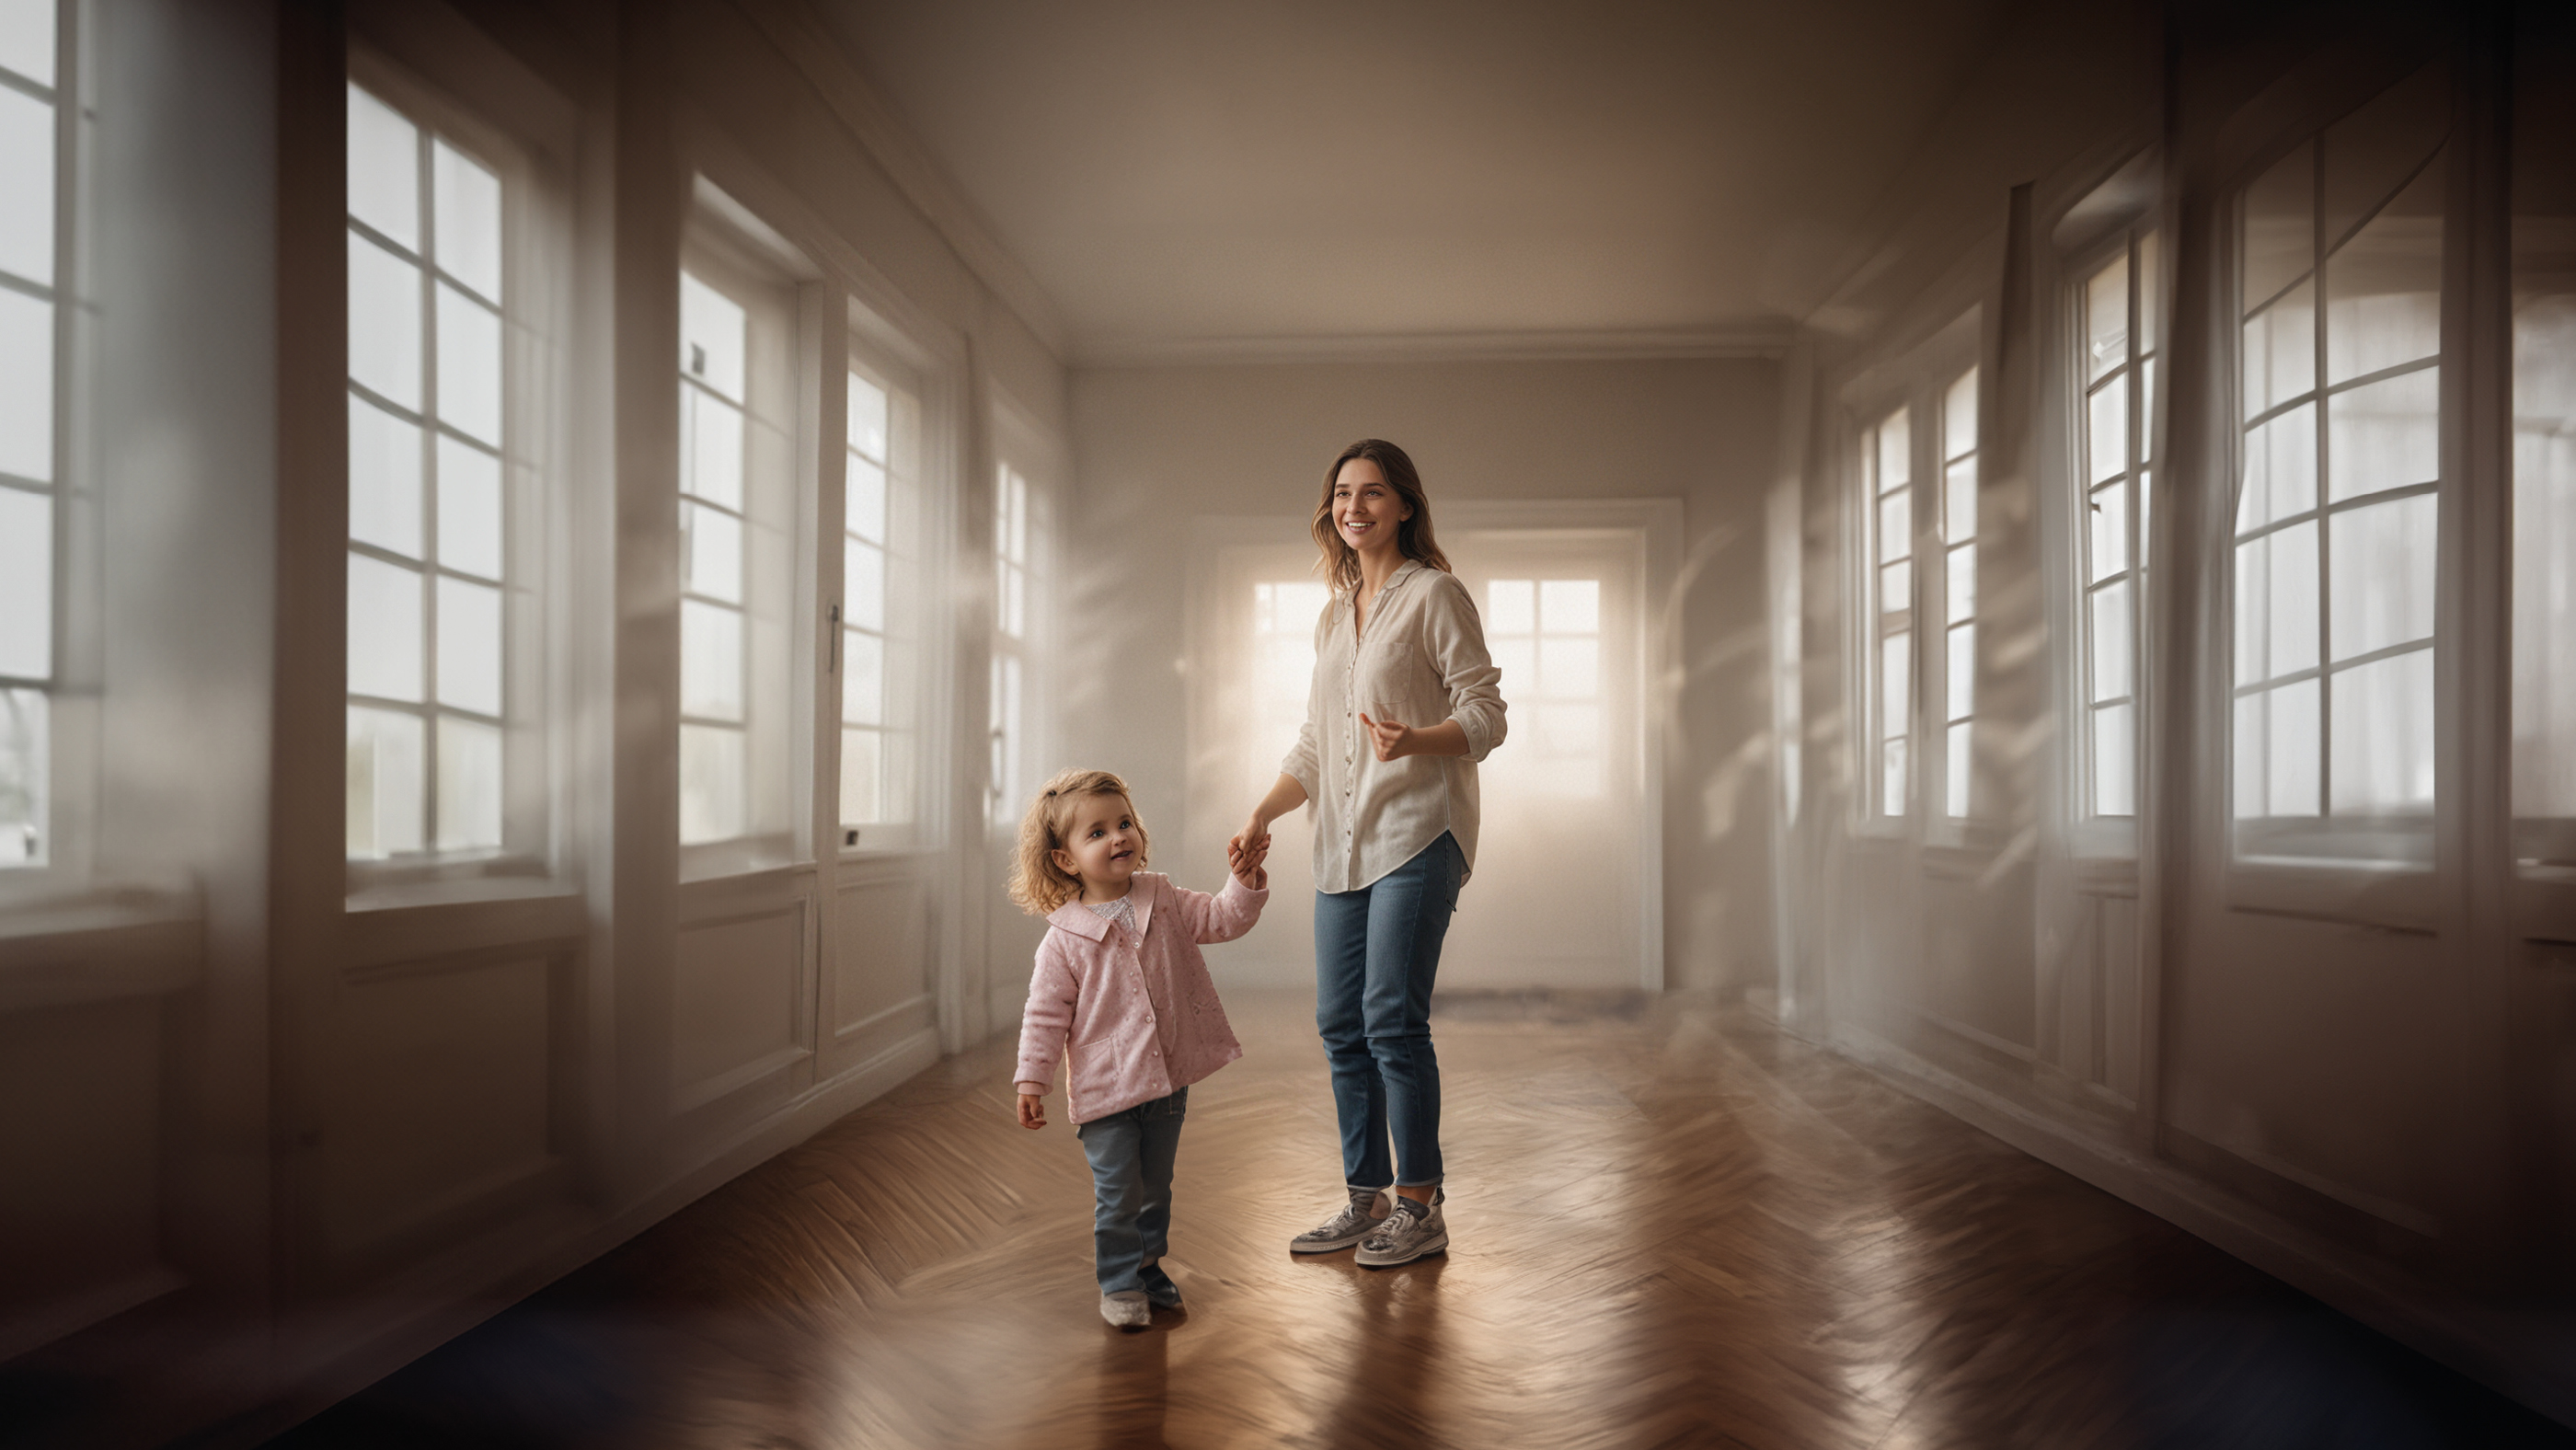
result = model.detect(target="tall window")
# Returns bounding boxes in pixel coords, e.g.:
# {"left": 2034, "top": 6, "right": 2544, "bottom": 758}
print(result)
{"left": 676, "top": 270, "right": 753, "bottom": 846}
{"left": 2232, "top": 71, "right": 2445, "bottom": 855}
{"left": 1864, "top": 409, "right": 1913, "bottom": 819}
{"left": 2079, "top": 232, "right": 2160, "bottom": 819}
{"left": 343, "top": 80, "right": 510, "bottom": 859}
{"left": 986, "top": 463, "right": 1029, "bottom": 829}
{"left": 1938, "top": 370, "right": 1979, "bottom": 818}
{"left": 2513, "top": 41, "right": 2576, "bottom": 866}
{"left": 1486, "top": 579, "right": 1604, "bottom": 798}
{"left": 842, "top": 365, "right": 918, "bottom": 846}
{"left": 0, "top": 0, "right": 57, "bottom": 868}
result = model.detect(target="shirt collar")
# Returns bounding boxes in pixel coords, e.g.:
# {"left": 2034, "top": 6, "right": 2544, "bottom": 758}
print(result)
{"left": 1045, "top": 876, "right": 1158, "bottom": 941}
{"left": 1343, "top": 557, "right": 1426, "bottom": 604}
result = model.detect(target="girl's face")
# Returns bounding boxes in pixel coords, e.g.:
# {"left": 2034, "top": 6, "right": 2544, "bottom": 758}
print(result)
{"left": 1332, "top": 458, "right": 1411, "bottom": 560}
{"left": 1051, "top": 792, "right": 1142, "bottom": 900}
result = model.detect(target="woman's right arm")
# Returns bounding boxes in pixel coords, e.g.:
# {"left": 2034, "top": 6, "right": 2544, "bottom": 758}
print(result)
{"left": 1233, "top": 774, "right": 1308, "bottom": 862}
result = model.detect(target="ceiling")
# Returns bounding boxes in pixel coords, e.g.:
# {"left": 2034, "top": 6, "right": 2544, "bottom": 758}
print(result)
{"left": 816, "top": 0, "right": 2017, "bottom": 363}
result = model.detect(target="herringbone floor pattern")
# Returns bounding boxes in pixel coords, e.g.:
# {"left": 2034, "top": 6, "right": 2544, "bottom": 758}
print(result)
{"left": 275, "top": 992, "right": 2572, "bottom": 1449}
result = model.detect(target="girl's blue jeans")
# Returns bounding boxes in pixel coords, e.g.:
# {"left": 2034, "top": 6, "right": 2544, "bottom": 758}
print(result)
{"left": 1075, "top": 1086, "right": 1187, "bottom": 1295}
{"left": 1313, "top": 830, "right": 1465, "bottom": 1193}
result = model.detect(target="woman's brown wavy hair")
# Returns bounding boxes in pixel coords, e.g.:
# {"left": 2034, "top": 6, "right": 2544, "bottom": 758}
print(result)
{"left": 1311, "top": 438, "right": 1451, "bottom": 594}
{"left": 1007, "top": 767, "right": 1151, "bottom": 916}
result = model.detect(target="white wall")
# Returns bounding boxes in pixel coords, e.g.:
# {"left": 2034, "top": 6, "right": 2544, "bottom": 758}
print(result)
{"left": 1060, "top": 356, "right": 1779, "bottom": 995}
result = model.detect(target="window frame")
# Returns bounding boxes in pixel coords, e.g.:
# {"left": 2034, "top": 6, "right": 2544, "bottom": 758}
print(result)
{"left": 2068, "top": 224, "right": 2163, "bottom": 834}
{"left": 1857, "top": 403, "right": 1916, "bottom": 831}
{"left": 2225, "top": 107, "right": 2455, "bottom": 868}
{"left": 339, "top": 63, "right": 536, "bottom": 877}
{"left": 838, "top": 339, "right": 926, "bottom": 856}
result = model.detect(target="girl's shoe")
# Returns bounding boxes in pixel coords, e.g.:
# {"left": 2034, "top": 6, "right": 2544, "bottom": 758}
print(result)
{"left": 1099, "top": 1290, "right": 1151, "bottom": 1329}
{"left": 1289, "top": 1187, "right": 1390, "bottom": 1253}
{"left": 1354, "top": 1192, "right": 1446, "bottom": 1268}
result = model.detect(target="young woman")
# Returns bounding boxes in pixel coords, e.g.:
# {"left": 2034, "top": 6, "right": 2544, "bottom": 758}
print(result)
{"left": 1231, "top": 438, "right": 1505, "bottom": 1268}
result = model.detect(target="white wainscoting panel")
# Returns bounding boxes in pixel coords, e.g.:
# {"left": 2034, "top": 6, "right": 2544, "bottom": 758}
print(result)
{"left": 834, "top": 877, "right": 931, "bottom": 1067}
{"left": 673, "top": 903, "right": 812, "bottom": 1112}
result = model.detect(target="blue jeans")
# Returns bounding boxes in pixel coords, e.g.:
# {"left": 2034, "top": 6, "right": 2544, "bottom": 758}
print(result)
{"left": 1075, "top": 1087, "right": 1188, "bottom": 1295}
{"left": 1314, "top": 831, "right": 1465, "bottom": 1192}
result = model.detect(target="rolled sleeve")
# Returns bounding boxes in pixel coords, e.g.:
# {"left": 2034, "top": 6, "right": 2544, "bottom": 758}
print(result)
{"left": 1427, "top": 577, "right": 1507, "bottom": 764}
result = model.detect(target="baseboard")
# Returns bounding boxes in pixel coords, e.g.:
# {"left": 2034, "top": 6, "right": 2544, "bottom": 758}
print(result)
{"left": 1831, "top": 1021, "right": 2576, "bottom": 1433}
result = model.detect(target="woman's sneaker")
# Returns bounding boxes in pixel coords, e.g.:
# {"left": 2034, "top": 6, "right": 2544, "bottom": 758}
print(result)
{"left": 1099, "top": 1290, "right": 1151, "bottom": 1329}
{"left": 1354, "top": 1192, "right": 1446, "bottom": 1267}
{"left": 1289, "top": 1187, "right": 1389, "bottom": 1253}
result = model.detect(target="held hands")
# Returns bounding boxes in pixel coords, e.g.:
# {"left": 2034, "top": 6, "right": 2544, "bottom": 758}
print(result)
{"left": 1227, "top": 832, "right": 1271, "bottom": 892}
{"left": 1017, "top": 1092, "right": 1047, "bottom": 1130}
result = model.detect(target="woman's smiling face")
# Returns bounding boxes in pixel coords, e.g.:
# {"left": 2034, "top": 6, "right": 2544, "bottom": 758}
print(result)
{"left": 1051, "top": 791, "right": 1142, "bottom": 899}
{"left": 1333, "top": 458, "right": 1411, "bottom": 558}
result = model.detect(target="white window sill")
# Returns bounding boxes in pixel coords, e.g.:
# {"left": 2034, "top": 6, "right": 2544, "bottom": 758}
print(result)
{"left": 2227, "top": 856, "right": 2441, "bottom": 932}
{"left": 0, "top": 879, "right": 204, "bottom": 1010}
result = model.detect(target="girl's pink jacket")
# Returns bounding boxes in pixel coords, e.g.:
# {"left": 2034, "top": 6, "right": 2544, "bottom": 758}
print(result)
{"left": 1013, "top": 872, "right": 1266, "bottom": 1123}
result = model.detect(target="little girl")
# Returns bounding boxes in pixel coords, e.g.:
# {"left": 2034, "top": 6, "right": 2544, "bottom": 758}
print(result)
{"left": 1009, "top": 767, "right": 1270, "bottom": 1329}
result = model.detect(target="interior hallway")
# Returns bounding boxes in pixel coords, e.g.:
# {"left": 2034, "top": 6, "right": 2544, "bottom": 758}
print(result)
{"left": 270, "top": 994, "right": 2570, "bottom": 1450}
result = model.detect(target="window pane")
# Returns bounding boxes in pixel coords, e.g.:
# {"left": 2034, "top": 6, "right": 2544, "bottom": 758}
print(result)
{"left": 1541, "top": 579, "right": 1600, "bottom": 634}
{"left": 845, "top": 537, "right": 886, "bottom": 633}
{"left": 345, "top": 84, "right": 418, "bottom": 252}
{"left": 678, "top": 272, "right": 746, "bottom": 402}
{"left": 2233, "top": 691, "right": 2264, "bottom": 818}
{"left": 682, "top": 499, "right": 742, "bottom": 604}
{"left": 848, "top": 453, "right": 886, "bottom": 544}
{"left": 1945, "top": 370, "right": 1978, "bottom": 455}
{"left": 1880, "top": 631, "right": 1909, "bottom": 742}
{"left": 1878, "top": 489, "right": 1910, "bottom": 563}
{"left": 2243, "top": 282, "right": 2317, "bottom": 418}
{"left": 683, "top": 386, "right": 745, "bottom": 510}
{"left": 2094, "top": 701, "right": 2135, "bottom": 817}
{"left": 2329, "top": 493, "right": 2438, "bottom": 661}
{"left": 0, "top": 686, "right": 44, "bottom": 865}
{"left": 1944, "top": 457, "right": 1975, "bottom": 543}
{"left": 2141, "top": 358, "right": 2158, "bottom": 464}
{"left": 2239, "top": 403, "right": 2318, "bottom": 532}
{"left": 348, "top": 232, "right": 422, "bottom": 409}
{"left": 435, "top": 574, "right": 502, "bottom": 716}
{"left": 435, "top": 715, "right": 503, "bottom": 851}
{"left": 0, "top": 287, "right": 49, "bottom": 481}
{"left": 1946, "top": 720, "right": 1972, "bottom": 817}
{"left": 1879, "top": 560, "right": 1911, "bottom": 616}
{"left": 1876, "top": 411, "right": 1910, "bottom": 491}
{"left": 0, "top": 84, "right": 52, "bottom": 286}
{"left": 0, "top": 0, "right": 54, "bottom": 86}
{"left": 1946, "top": 622, "right": 1974, "bottom": 720}
{"left": 843, "top": 628, "right": 883, "bottom": 727}
{"left": 2090, "top": 480, "right": 2127, "bottom": 583}
{"left": 0, "top": 486, "right": 49, "bottom": 679}
{"left": 350, "top": 396, "right": 423, "bottom": 558}
{"left": 348, "top": 553, "right": 423, "bottom": 701}
{"left": 840, "top": 727, "right": 881, "bottom": 827}
{"left": 2326, "top": 164, "right": 2443, "bottom": 386}
{"left": 2089, "top": 580, "right": 2131, "bottom": 703}
{"left": 1487, "top": 579, "right": 1535, "bottom": 635}
{"left": 2088, "top": 382, "right": 2127, "bottom": 484}
{"left": 2265, "top": 521, "right": 2321, "bottom": 680}
{"left": 2330, "top": 648, "right": 2435, "bottom": 813}
{"left": 1001, "top": 559, "right": 1025, "bottom": 638}
{"left": 2234, "top": 538, "right": 2267, "bottom": 687}
{"left": 679, "top": 599, "right": 743, "bottom": 721}
{"left": 1538, "top": 636, "right": 1599, "bottom": 700}
{"left": 1490, "top": 636, "right": 1535, "bottom": 694}
{"left": 2267, "top": 678, "right": 2322, "bottom": 817}
{"left": 346, "top": 705, "right": 426, "bottom": 857}
{"left": 679, "top": 723, "right": 745, "bottom": 844}
{"left": 2086, "top": 256, "right": 2129, "bottom": 383}
{"left": 436, "top": 436, "right": 503, "bottom": 580}
{"left": 1882, "top": 737, "right": 1908, "bottom": 817}
{"left": 2244, "top": 139, "right": 2315, "bottom": 311}
{"left": 849, "top": 374, "right": 889, "bottom": 461}
{"left": 1946, "top": 544, "right": 1976, "bottom": 625}
{"left": 431, "top": 139, "right": 502, "bottom": 303}
{"left": 2328, "top": 365, "right": 2439, "bottom": 502}
{"left": 435, "top": 283, "right": 502, "bottom": 446}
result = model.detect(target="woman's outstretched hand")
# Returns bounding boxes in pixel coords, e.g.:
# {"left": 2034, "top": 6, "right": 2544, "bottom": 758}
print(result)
{"left": 1228, "top": 833, "right": 1270, "bottom": 892}
{"left": 1228, "top": 814, "right": 1271, "bottom": 869}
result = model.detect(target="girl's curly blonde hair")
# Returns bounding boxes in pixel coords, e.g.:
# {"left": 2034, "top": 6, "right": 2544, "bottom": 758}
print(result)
{"left": 1007, "top": 768, "right": 1152, "bottom": 916}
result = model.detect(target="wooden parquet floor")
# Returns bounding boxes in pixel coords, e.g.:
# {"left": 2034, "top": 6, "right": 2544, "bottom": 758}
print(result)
{"left": 273, "top": 992, "right": 2573, "bottom": 1449}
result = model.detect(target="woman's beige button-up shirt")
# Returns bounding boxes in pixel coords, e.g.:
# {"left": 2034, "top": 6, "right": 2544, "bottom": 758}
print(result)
{"left": 1282, "top": 559, "right": 1507, "bottom": 893}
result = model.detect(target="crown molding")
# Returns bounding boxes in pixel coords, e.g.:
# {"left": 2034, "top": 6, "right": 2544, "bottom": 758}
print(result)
{"left": 736, "top": 0, "right": 1073, "bottom": 362}
{"left": 1073, "top": 323, "right": 1799, "bottom": 370}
